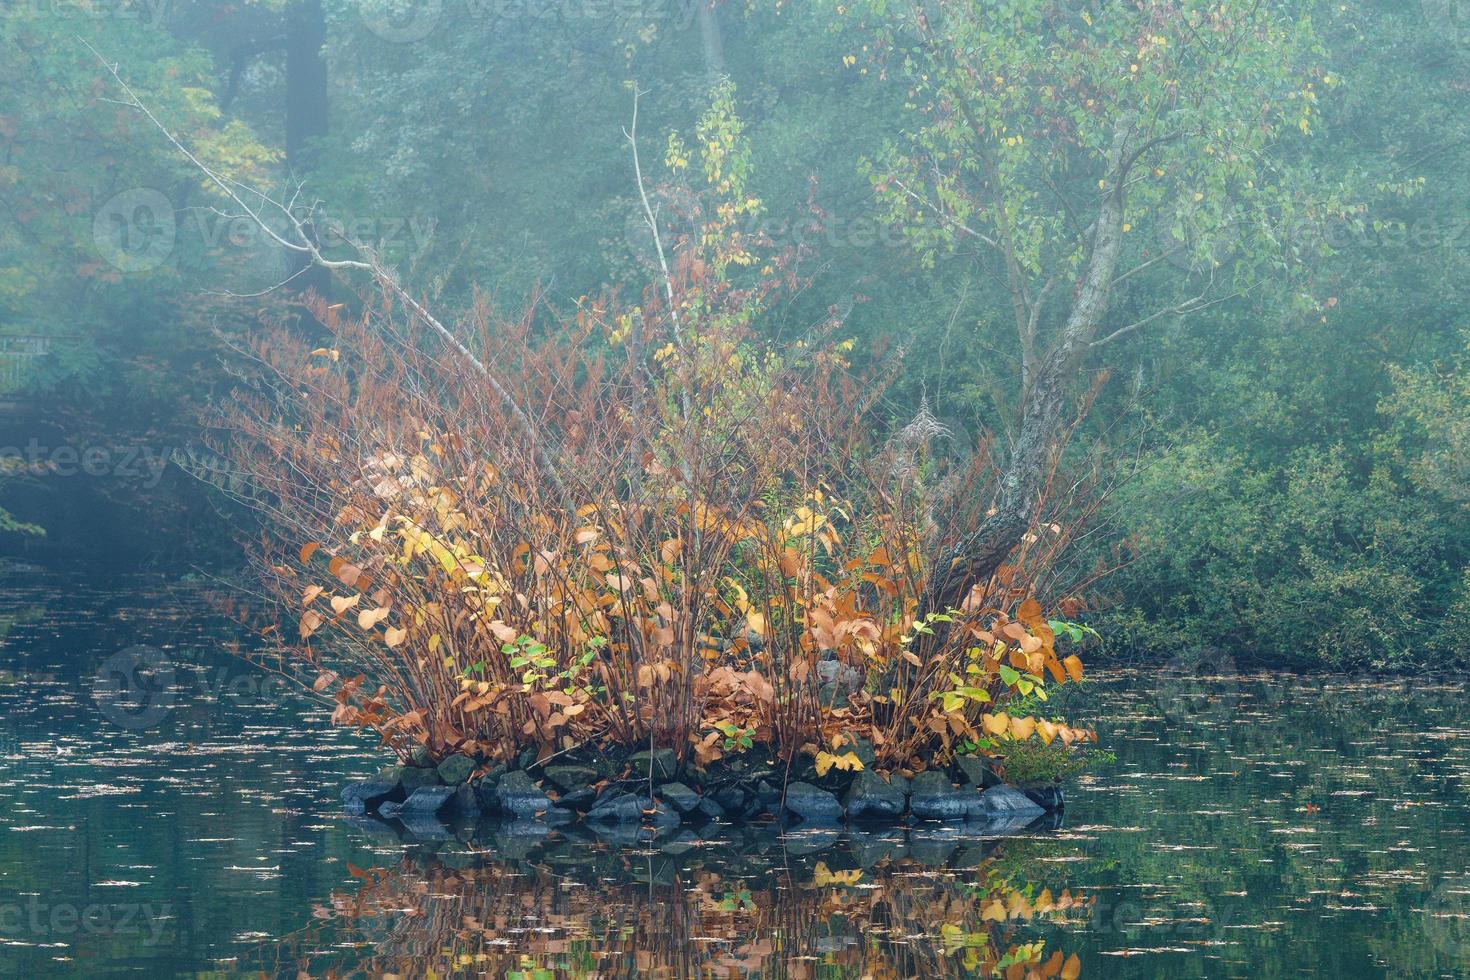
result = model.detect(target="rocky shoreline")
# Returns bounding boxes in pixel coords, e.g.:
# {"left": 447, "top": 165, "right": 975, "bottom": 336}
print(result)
{"left": 341, "top": 743, "right": 1065, "bottom": 838}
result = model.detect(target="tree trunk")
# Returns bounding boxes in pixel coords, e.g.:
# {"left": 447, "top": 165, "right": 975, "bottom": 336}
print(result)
{"left": 284, "top": 0, "right": 330, "bottom": 311}
{"left": 697, "top": 1, "right": 726, "bottom": 81}
{"left": 922, "top": 141, "right": 1131, "bottom": 615}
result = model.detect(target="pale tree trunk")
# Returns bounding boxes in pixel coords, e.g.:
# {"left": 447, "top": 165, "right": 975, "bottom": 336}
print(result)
{"left": 922, "top": 127, "right": 1132, "bottom": 616}
{"left": 697, "top": 1, "right": 726, "bottom": 81}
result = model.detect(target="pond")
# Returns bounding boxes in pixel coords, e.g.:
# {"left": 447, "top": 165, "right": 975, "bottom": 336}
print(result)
{"left": 1, "top": 569, "right": 1468, "bottom": 977}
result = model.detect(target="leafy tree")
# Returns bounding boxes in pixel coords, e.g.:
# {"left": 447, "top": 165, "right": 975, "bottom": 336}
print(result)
{"left": 833, "top": 0, "right": 1345, "bottom": 613}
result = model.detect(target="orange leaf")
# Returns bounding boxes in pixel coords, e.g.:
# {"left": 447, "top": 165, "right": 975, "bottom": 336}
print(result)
{"left": 299, "top": 542, "right": 321, "bottom": 564}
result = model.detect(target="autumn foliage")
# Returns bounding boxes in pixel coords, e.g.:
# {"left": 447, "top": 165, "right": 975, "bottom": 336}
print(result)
{"left": 212, "top": 91, "right": 1093, "bottom": 780}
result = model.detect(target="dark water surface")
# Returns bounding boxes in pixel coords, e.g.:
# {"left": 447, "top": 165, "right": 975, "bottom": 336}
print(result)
{"left": 1, "top": 570, "right": 1468, "bottom": 977}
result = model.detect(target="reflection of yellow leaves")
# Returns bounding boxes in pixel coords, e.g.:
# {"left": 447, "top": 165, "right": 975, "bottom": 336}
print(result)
{"left": 813, "top": 862, "right": 864, "bottom": 887}
{"left": 981, "top": 900, "right": 1007, "bottom": 922}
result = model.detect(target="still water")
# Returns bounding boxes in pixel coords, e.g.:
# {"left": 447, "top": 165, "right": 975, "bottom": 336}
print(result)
{"left": 0, "top": 569, "right": 1467, "bottom": 977}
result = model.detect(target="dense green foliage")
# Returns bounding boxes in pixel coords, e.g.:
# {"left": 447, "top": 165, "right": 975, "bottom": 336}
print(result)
{"left": 1, "top": 0, "right": 1465, "bottom": 669}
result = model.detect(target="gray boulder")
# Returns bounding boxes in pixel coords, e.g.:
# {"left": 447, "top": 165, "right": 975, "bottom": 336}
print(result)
{"left": 436, "top": 754, "right": 477, "bottom": 786}
{"left": 782, "top": 782, "right": 844, "bottom": 823}
{"left": 1021, "top": 784, "right": 1065, "bottom": 811}
{"left": 909, "top": 771, "right": 986, "bottom": 821}
{"left": 658, "top": 782, "right": 702, "bottom": 816}
{"left": 587, "top": 791, "right": 649, "bottom": 823}
{"left": 399, "top": 766, "right": 442, "bottom": 792}
{"left": 400, "top": 785, "right": 457, "bottom": 816}
{"left": 496, "top": 770, "right": 553, "bottom": 818}
{"left": 955, "top": 754, "right": 1003, "bottom": 789}
{"left": 543, "top": 765, "right": 599, "bottom": 793}
{"left": 629, "top": 748, "right": 679, "bottom": 782}
{"left": 341, "top": 780, "right": 401, "bottom": 815}
{"left": 978, "top": 784, "right": 1045, "bottom": 818}
{"left": 843, "top": 770, "right": 907, "bottom": 821}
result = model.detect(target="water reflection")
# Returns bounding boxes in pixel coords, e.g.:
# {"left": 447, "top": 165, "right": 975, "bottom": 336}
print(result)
{"left": 3, "top": 569, "right": 1470, "bottom": 977}
{"left": 255, "top": 826, "right": 1089, "bottom": 978}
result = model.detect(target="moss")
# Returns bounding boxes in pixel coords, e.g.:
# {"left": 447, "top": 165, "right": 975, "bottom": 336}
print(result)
{"left": 1000, "top": 740, "right": 1113, "bottom": 786}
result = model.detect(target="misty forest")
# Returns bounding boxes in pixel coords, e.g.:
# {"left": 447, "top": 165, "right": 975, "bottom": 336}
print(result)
{"left": 1, "top": 1, "right": 1468, "bottom": 977}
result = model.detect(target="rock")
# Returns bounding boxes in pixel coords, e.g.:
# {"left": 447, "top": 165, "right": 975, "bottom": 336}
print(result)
{"left": 399, "top": 785, "right": 457, "bottom": 816}
{"left": 955, "top": 754, "right": 1003, "bottom": 790}
{"left": 554, "top": 787, "right": 598, "bottom": 811}
{"left": 755, "top": 780, "right": 783, "bottom": 811}
{"left": 697, "top": 796, "right": 726, "bottom": 820}
{"left": 516, "top": 747, "right": 539, "bottom": 772}
{"left": 647, "top": 801, "right": 682, "bottom": 828}
{"left": 399, "top": 766, "right": 443, "bottom": 793}
{"left": 843, "top": 770, "right": 907, "bottom": 822}
{"left": 436, "top": 754, "right": 477, "bottom": 786}
{"left": 629, "top": 748, "right": 678, "bottom": 782}
{"left": 408, "top": 744, "right": 434, "bottom": 768}
{"left": 658, "top": 782, "right": 702, "bottom": 816}
{"left": 398, "top": 814, "right": 451, "bottom": 840}
{"left": 909, "top": 771, "right": 986, "bottom": 821}
{"left": 496, "top": 770, "right": 553, "bottom": 818}
{"left": 817, "top": 682, "right": 850, "bottom": 709}
{"left": 782, "top": 782, "right": 844, "bottom": 823}
{"left": 341, "top": 780, "right": 401, "bottom": 815}
{"left": 448, "top": 783, "right": 479, "bottom": 817}
{"left": 848, "top": 737, "right": 876, "bottom": 768}
{"left": 543, "top": 765, "right": 599, "bottom": 793}
{"left": 979, "top": 784, "right": 1045, "bottom": 818}
{"left": 588, "top": 791, "right": 650, "bottom": 823}
{"left": 1021, "top": 784, "right": 1064, "bottom": 812}
{"left": 816, "top": 658, "right": 863, "bottom": 689}
{"left": 713, "top": 786, "right": 746, "bottom": 813}
{"left": 473, "top": 766, "right": 506, "bottom": 814}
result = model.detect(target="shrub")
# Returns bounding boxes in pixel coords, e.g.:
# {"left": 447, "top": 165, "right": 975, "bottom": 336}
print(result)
{"left": 211, "top": 88, "right": 1094, "bottom": 777}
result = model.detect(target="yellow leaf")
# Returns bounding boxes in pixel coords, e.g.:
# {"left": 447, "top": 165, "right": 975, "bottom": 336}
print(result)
{"left": 1009, "top": 715, "right": 1036, "bottom": 740}
{"left": 1063, "top": 655, "right": 1084, "bottom": 683}
{"left": 331, "top": 594, "right": 360, "bottom": 615}
{"left": 384, "top": 627, "right": 407, "bottom": 648}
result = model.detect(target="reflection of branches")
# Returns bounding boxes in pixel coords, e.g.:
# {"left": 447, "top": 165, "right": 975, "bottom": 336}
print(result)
{"left": 248, "top": 835, "right": 1090, "bottom": 978}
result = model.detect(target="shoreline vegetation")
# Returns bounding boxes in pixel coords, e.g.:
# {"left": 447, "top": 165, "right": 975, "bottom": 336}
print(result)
{"left": 195, "top": 87, "right": 1107, "bottom": 813}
